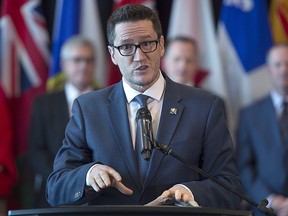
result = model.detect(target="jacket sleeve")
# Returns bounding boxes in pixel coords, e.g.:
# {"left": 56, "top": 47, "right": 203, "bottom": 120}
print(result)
{"left": 184, "top": 97, "right": 243, "bottom": 209}
{"left": 236, "top": 110, "right": 271, "bottom": 202}
{"left": 46, "top": 99, "right": 97, "bottom": 207}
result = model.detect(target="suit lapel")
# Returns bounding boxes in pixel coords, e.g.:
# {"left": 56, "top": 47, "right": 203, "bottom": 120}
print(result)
{"left": 144, "top": 78, "right": 184, "bottom": 187}
{"left": 262, "top": 97, "right": 283, "bottom": 147}
{"left": 107, "top": 83, "right": 142, "bottom": 190}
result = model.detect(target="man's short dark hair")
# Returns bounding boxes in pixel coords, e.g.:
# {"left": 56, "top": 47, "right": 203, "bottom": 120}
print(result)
{"left": 165, "top": 36, "right": 198, "bottom": 51}
{"left": 107, "top": 4, "right": 163, "bottom": 46}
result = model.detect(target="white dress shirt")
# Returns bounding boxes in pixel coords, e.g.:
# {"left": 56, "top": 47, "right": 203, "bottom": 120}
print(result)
{"left": 85, "top": 73, "right": 164, "bottom": 185}
{"left": 122, "top": 72, "right": 165, "bottom": 148}
{"left": 270, "top": 89, "right": 288, "bottom": 118}
{"left": 85, "top": 72, "right": 198, "bottom": 206}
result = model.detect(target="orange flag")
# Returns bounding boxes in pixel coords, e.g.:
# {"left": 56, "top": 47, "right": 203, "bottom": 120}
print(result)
{"left": 270, "top": 0, "right": 288, "bottom": 43}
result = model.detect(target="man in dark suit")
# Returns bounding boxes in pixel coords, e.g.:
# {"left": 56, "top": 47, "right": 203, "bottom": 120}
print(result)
{"left": 47, "top": 4, "right": 242, "bottom": 209}
{"left": 237, "top": 43, "right": 288, "bottom": 216}
{"left": 28, "top": 36, "right": 96, "bottom": 207}
{"left": 162, "top": 36, "right": 207, "bottom": 87}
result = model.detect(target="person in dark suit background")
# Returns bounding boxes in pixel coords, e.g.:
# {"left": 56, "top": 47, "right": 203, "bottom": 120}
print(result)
{"left": 162, "top": 36, "right": 227, "bottom": 121}
{"left": 28, "top": 35, "right": 96, "bottom": 207}
{"left": 162, "top": 36, "right": 208, "bottom": 87}
{"left": 237, "top": 43, "right": 288, "bottom": 216}
{"left": 47, "top": 4, "right": 242, "bottom": 209}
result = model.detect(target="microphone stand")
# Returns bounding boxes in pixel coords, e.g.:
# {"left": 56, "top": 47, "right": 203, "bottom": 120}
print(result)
{"left": 145, "top": 135, "right": 275, "bottom": 216}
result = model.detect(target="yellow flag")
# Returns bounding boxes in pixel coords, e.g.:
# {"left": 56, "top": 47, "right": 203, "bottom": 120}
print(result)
{"left": 270, "top": 0, "right": 288, "bottom": 43}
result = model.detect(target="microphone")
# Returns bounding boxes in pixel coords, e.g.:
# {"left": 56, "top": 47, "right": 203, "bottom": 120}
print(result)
{"left": 136, "top": 107, "right": 153, "bottom": 161}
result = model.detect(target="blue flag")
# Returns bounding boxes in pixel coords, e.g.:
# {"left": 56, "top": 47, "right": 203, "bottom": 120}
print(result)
{"left": 47, "top": 0, "right": 107, "bottom": 91}
{"left": 48, "top": 0, "right": 80, "bottom": 90}
{"left": 220, "top": 0, "right": 272, "bottom": 72}
{"left": 217, "top": 0, "right": 273, "bottom": 134}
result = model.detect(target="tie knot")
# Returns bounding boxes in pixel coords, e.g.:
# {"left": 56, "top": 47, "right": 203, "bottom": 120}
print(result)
{"left": 134, "top": 94, "right": 150, "bottom": 108}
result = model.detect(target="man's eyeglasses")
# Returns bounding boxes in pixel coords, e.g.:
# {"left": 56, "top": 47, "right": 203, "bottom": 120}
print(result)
{"left": 112, "top": 40, "right": 159, "bottom": 56}
{"left": 65, "top": 57, "right": 94, "bottom": 64}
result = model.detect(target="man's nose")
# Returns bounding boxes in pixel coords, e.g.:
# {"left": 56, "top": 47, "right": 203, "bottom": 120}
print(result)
{"left": 133, "top": 47, "right": 146, "bottom": 61}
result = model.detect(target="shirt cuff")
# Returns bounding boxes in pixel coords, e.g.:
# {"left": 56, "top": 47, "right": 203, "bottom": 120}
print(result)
{"left": 266, "top": 194, "right": 274, "bottom": 208}
{"left": 86, "top": 164, "right": 98, "bottom": 186}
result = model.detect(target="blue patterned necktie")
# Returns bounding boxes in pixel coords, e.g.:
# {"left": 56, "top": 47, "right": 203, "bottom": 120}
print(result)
{"left": 134, "top": 94, "right": 151, "bottom": 184}
{"left": 134, "top": 94, "right": 150, "bottom": 108}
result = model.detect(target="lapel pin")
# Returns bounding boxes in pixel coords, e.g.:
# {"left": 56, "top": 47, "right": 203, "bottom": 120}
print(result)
{"left": 170, "top": 108, "right": 177, "bottom": 115}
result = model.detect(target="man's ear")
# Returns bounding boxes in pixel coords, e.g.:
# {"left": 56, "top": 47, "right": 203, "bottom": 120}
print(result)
{"left": 159, "top": 36, "right": 165, "bottom": 57}
{"left": 108, "top": 46, "right": 118, "bottom": 65}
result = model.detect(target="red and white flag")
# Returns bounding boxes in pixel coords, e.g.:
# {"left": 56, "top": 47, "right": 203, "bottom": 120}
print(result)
{"left": 166, "top": 0, "right": 227, "bottom": 96}
{"left": 0, "top": 0, "right": 50, "bottom": 154}
{"left": 0, "top": 87, "right": 17, "bottom": 197}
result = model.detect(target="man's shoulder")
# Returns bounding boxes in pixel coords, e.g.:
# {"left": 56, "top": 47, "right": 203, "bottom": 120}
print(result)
{"left": 240, "top": 95, "right": 271, "bottom": 116}
{"left": 243, "top": 95, "right": 271, "bottom": 110}
{"left": 34, "top": 90, "right": 66, "bottom": 104}
{"left": 167, "top": 78, "right": 215, "bottom": 96}
{"left": 165, "top": 81, "right": 224, "bottom": 112}
{"left": 176, "top": 82, "right": 222, "bottom": 103}
{"left": 77, "top": 83, "right": 120, "bottom": 102}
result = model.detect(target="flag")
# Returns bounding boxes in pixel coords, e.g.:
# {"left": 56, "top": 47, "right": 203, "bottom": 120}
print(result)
{"left": 108, "top": 0, "right": 156, "bottom": 86}
{"left": 48, "top": 0, "right": 107, "bottom": 91}
{"left": 270, "top": 0, "right": 288, "bottom": 43}
{"left": 0, "top": 0, "right": 50, "bottom": 154}
{"left": 0, "top": 87, "right": 17, "bottom": 197}
{"left": 166, "top": 0, "right": 227, "bottom": 98}
{"left": 113, "top": 0, "right": 156, "bottom": 10}
{"left": 218, "top": 0, "right": 273, "bottom": 134}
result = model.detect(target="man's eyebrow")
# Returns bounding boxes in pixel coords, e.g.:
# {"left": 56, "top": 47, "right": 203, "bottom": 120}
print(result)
{"left": 118, "top": 36, "right": 155, "bottom": 45}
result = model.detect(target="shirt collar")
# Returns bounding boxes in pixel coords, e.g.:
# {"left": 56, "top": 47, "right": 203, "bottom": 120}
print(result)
{"left": 123, "top": 71, "right": 165, "bottom": 103}
{"left": 271, "top": 89, "right": 286, "bottom": 109}
{"left": 65, "top": 82, "right": 93, "bottom": 103}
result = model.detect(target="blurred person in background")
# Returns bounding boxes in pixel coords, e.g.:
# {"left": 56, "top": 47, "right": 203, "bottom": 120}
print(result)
{"left": 162, "top": 36, "right": 199, "bottom": 86}
{"left": 237, "top": 43, "right": 288, "bottom": 216}
{"left": 28, "top": 35, "right": 97, "bottom": 207}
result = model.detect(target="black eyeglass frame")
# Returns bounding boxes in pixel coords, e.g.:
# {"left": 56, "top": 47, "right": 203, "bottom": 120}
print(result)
{"left": 111, "top": 39, "right": 159, "bottom": 56}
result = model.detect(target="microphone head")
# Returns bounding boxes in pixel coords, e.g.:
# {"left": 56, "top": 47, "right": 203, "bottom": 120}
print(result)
{"left": 136, "top": 107, "right": 152, "bottom": 121}
{"left": 141, "top": 149, "right": 151, "bottom": 161}
{"left": 136, "top": 107, "right": 153, "bottom": 161}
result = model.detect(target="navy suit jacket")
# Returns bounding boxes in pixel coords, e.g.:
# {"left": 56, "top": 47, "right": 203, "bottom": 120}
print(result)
{"left": 29, "top": 90, "right": 70, "bottom": 207}
{"left": 47, "top": 76, "right": 242, "bottom": 208}
{"left": 237, "top": 95, "right": 288, "bottom": 203}
{"left": 29, "top": 90, "right": 69, "bottom": 180}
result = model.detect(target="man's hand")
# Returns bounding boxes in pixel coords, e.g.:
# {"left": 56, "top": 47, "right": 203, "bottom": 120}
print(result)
{"left": 88, "top": 164, "right": 133, "bottom": 195}
{"left": 146, "top": 185, "right": 199, "bottom": 206}
{"left": 270, "top": 195, "right": 288, "bottom": 216}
